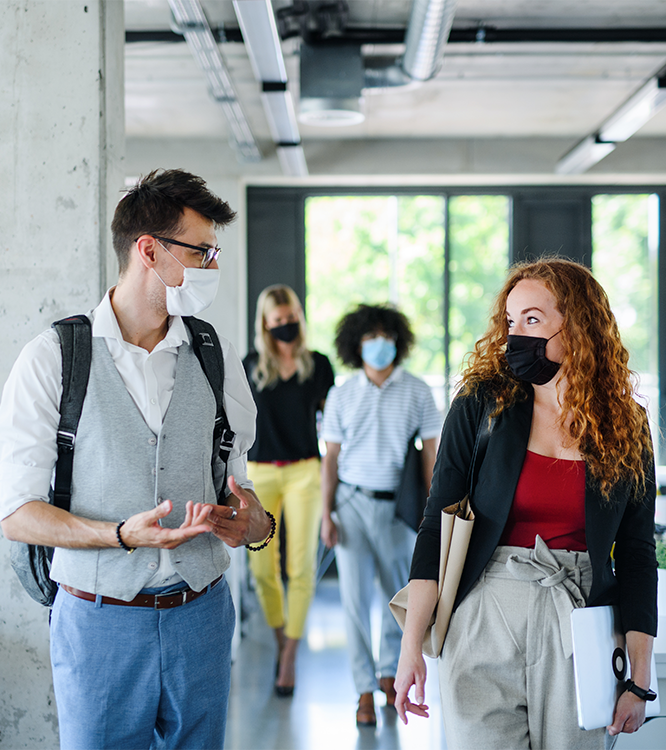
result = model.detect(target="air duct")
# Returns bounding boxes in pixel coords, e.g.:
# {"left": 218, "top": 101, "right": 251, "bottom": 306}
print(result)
{"left": 297, "top": 0, "right": 458, "bottom": 126}
{"left": 401, "top": 0, "right": 458, "bottom": 82}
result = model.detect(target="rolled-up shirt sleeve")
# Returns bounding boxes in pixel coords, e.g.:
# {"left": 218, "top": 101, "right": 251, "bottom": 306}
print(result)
{"left": 0, "top": 330, "right": 63, "bottom": 520}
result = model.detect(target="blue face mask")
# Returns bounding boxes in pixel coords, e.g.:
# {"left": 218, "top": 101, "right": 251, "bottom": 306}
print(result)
{"left": 361, "top": 337, "right": 397, "bottom": 371}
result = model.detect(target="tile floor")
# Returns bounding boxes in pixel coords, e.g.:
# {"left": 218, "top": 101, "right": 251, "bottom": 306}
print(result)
{"left": 225, "top": 575, "right": 665, "bottom": 750}
{"left": 225, "top": 577, "right": 446, "bottom": 750}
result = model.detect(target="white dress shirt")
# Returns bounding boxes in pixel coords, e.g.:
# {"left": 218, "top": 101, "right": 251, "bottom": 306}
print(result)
{"left": 0, "top": 290, "right": 256, "bottom": 586}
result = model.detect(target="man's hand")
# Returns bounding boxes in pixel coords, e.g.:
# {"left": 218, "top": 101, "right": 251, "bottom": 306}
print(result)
{"left": 120, "top": 500, "right": 212, "bottom": 550}
{"left": 320, "top": 514, "right": 338, "bottom": 548}
{"left": 1, "top": 498, "right": 212, "bottom": 550}
{"left": 204, "top": 475, "right": 271, "bottom": 548}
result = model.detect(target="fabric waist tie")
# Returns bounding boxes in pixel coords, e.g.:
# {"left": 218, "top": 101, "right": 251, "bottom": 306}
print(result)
{"left": 488, "top": 535, "right": 591, "bottom": 658}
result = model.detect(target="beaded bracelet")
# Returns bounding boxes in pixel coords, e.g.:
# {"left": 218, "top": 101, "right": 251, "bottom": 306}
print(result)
{"left": 246, "top": 510, "right": 277, "bottom": 552}
{"left": 116, "top": 520, "right": 136, "bottom": 554}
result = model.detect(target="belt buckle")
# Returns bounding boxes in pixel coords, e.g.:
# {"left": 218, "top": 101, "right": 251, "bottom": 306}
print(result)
{"left": 153, "top": 588, "right": 191, "bottom": 609}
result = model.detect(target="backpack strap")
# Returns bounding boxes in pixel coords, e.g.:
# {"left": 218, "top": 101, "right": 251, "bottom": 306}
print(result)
{"left": 51, "top": 315, "right": 93, "bottom": 511}
{"left": 182, "top": 316, "right": 235, "bottom": 502}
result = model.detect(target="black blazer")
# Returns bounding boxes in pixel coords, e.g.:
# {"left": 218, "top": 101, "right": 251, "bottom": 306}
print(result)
{"left": 410, "top": 384, "right": 658, "bottom": 636}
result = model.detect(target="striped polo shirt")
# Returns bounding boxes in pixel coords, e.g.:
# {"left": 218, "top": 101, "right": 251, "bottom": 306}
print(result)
{"left": 321, "top": 366, "right": 442, "bottom": 491}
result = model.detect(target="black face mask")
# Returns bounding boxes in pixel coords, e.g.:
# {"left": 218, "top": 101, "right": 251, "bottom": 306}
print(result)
{"left": 269, "top": 322, "right": 299, "bottom": 343}
{"left": 505, "top": 331, "right": 562, "bottom": 385}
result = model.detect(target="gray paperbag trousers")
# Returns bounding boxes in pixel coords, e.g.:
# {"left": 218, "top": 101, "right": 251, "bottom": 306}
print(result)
{"left": 438, "top": 537, "right": 617, "bottom": 750}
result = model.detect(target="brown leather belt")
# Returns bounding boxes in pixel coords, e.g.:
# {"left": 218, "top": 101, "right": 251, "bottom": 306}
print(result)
{"left": 61, "top": 575, "right": 223, "bottom": 609}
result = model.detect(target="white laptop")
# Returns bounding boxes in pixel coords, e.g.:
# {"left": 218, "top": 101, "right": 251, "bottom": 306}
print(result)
{"left": 571, "top": 605, "right": 660, "bottom": 731}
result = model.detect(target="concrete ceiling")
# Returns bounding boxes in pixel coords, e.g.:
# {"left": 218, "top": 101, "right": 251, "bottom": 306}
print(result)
{"left": 124, "top": 0, "right": 666, "bottom": 178}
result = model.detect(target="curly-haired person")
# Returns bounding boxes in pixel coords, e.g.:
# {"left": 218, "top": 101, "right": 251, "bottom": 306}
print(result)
{"left": 395, "top": 259, "right": 658, "bottom": 750}
{"left": 321, "top": 304, "right": 442, "bottom": 727}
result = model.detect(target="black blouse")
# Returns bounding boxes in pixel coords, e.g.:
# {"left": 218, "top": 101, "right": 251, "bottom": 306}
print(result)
{"left": 243, "top": 351, "right": 334, "bottom": 462}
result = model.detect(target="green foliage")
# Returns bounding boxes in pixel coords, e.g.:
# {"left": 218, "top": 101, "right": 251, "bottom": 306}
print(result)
{"left": 305, "top": 193, "right": 657, "bottom": 418}
{"left": 305, "top": 195, "right": 445, "bottom": 376}
{"left": 592, "top": 194, "right": 656, "bottom": 375}
{"left": 657, "top": 539, "right": 666, "bottom": 570}
{"left": 305, "top": 194, "right": 510, "bottom": 391}
{"left": 448, "top": 196, "right": 510, "bottom": 380}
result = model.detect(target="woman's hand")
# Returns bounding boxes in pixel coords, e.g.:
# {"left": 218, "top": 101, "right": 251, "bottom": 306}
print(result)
{"left": 608, "top": 690, "right": 648, "bottom": 736}
{"left": 608, "top": 630, "right": 654, "bottom": 736}
{"left": 395, "top": 640, "right": 430, "bottom": 724}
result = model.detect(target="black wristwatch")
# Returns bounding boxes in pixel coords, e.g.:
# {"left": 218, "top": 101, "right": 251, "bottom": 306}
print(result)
{"left": 624, "top": 679, "right": 657, "bottom": 702}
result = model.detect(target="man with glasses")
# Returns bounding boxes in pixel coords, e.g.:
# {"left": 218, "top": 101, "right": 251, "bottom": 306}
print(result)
{"left": 0, "top": 169, "right": 270, "bottom": 749}
{"left": 320, "top": 304, "right": 441, "bottom": 727}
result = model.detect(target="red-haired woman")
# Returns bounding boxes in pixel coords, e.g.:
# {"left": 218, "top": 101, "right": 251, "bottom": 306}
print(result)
{"left": 395, "top": 259, "right": 657, "bottom": 749}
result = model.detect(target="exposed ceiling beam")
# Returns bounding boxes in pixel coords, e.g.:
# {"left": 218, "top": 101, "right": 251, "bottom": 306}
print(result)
{"left": 556, "top": 68, "right": 666, "bottom": 174}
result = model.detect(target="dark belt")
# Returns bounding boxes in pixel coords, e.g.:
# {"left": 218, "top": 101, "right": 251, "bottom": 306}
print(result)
{"left": 345, "top": 483, "right": 395, "bottom": 501}
{"left": 61, "top": 575, "right": 223, "bottom": 609}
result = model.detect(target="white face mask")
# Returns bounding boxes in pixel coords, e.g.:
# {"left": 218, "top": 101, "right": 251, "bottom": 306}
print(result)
{"left": 153, "top": 242, "right": 220, "bottom": 317}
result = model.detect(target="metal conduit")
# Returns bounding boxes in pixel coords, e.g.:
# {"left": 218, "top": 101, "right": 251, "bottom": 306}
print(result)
{"left": 168, "top": 0, "right": 261, "bottom": 162}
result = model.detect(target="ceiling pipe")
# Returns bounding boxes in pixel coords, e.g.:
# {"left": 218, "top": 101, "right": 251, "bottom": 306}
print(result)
{"left": 401, "top": 0, "right": 458, "bottom": 82}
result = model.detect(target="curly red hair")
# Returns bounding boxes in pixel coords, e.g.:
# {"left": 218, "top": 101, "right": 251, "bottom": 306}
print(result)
{"left": 460, "top": 258, "right": 652, "bottom": 498}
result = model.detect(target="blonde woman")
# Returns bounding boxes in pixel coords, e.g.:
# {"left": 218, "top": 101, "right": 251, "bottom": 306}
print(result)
{"left": 395, "top": 259, "right": 657, "bottom": 749}
{"left": 243, "top": 285, "right": 334, "bottom": 696}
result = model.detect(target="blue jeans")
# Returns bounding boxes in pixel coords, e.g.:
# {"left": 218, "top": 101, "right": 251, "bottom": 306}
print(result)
{"left": 50, "top": 577, "right": 235, "bottom": 750}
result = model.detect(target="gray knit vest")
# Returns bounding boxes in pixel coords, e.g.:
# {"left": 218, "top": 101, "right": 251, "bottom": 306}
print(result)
{"left": 50, "top": 336, "right": 231, "bottom": 600}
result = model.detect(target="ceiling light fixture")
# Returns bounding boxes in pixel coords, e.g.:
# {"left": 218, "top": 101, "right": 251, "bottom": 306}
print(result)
{"left": 233, "top": 0, "right": 308, "bottom": 176}
{"left": 598, "top": 74, "right": 666, "bottom": 143}
{"left": 555, "top": 135, "right": 616, "bottom": 175}
{"left": 168, "top": 0, "right": 261, "bottom": 162}
{"left": 276, "top": 144, "right": 309, "bottom": 177}
{"left": 556, "top": 68, "right": 666, "bottom": 174}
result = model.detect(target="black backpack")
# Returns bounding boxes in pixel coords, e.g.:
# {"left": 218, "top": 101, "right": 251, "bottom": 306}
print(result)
{"left": 9, "top": 314, "right": 234, "bottom": 607}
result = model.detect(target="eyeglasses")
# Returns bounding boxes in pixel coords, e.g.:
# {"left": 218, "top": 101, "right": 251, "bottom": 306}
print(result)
{"left": 151, "top": 235, "right": 221, "bottom": 268}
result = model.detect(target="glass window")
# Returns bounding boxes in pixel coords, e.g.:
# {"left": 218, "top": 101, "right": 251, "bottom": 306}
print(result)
{"left": 591, "top": 193, "right": 659, "bottom": 460}
{"left": 448, "top": 195, "right": 511, "bottom": 395}
{"left": 305, "top": 193, "right": 510, "bottom": 411}
{"left": 305, "top": 195, "right": 445, "bottom": 395}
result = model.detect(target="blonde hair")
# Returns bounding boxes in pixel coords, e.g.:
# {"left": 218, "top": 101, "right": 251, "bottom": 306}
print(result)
{"left": 460, "top": 258, "right": 652, "bottom": 498}
{"left": 252, "top": 285, "right": 314, "bottom": 391}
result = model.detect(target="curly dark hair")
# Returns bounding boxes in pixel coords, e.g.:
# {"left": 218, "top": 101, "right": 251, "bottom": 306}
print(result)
{"left": 111, "top": 169, "right": 236, "bottom": 274}
{"left": 460, "top": 258, "right": 652, "bottom": 498}
{"left": 334, "top": 304, "right": 414, "bottom": 369}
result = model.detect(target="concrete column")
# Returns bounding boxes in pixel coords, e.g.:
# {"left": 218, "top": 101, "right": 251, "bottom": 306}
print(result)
{"left": 0, "top": 1, "right": 124, "bottom": 746}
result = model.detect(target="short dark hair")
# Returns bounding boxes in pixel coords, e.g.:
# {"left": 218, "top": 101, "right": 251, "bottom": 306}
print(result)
{"left": 111, "top": 169, "right": 236, "bottom": 273}
{"left": 334, "top": 303, "right": 415, "bottom": 369}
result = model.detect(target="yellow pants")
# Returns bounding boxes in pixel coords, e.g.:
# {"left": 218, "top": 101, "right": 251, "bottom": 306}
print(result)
{"left": 246, "top": 458, "right": 322, "bottom": 640}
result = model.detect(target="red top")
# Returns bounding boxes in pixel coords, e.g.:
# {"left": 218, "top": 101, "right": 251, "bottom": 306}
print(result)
{"left": 499, "top": 450, "right": 587, "bottom": 551}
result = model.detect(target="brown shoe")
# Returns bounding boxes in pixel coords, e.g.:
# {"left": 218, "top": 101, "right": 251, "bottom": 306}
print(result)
{"left": 379, "top": 677, "right": 397, "bottom": 707}
{"left": 356, "top": 692, "right": 376, "bottom": 726}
